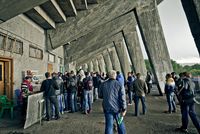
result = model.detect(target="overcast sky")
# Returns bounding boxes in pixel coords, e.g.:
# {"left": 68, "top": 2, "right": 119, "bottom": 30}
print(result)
{"left": 139, "top": 0, "right": 200, "bottom": 64}
{"left": 158, "top": 0, "right": 200, "bottom": 63}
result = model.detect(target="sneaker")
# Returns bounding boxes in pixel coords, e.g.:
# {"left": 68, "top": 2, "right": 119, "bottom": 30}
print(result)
{"left": 172, "top": 110, "right": 176, "bottom": 113}
{"left": 164, "top": 111, "right": 172, "bottom": 114}
{"left": 44, "top": 117, "right": 50, "bottom": 121}
{"left": 128, "top": 103, "right": 133, "bottom": 105}
{"left": 175, "top": 127, "right": 188, "bottom": 133}
{"left": 82, "top": 111, "right": 88, "bottom": 115}
{"left": 87, "top": 109, "right": 92, "bottom": 114}
{"left": 55, "top": 116, "right": 60, "bottom": 120}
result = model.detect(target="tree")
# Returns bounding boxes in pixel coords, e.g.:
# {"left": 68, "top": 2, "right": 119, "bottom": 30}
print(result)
{"left": 171, "top": 60, "right": 184, "bottom": 74}
{"left": 144, "top": 59, "right": 151, "bottom": 72}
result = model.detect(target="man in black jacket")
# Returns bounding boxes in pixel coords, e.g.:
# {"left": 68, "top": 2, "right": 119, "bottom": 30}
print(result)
{"left": 40, "top": 72, "right": 60, "bottom": 121}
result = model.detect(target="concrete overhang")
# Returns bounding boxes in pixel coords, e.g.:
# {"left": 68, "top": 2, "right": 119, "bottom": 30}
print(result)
{"left": 24, "top": 6, "right": 56, "bottom": 29}
{"left": 65, "top": 11, "right": 136, "bottom": 58}
{"left": 0, "top": 0, "right": 49, "bottom": 22}
{"left": 67, "top": 30, "right": 125, "bottom": 64}
{"left": 41, "top": 0, "right": 66, "bottom": 23}
{"left": 47, "top": 0, "right": 162, "bottom": 49}
{"left": 72, "top": 29, "right": 127, "bottom": 66}
{"left": 73, "top": 0, "right": 88, "bottom": 10}
{"left": 87, "top": 0, "right": 98, "bottom": 4}
{"left": 47, "top": 0, "right": 136, "bottom": 49}
{"left": 76, "top": 43, "right": 113, "bottom": 66}
{"left": 57, "top": 0, "right": 77, "bottom": 17}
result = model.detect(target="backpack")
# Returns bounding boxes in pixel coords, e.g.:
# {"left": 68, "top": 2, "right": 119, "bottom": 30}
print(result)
{"left": 87, "top": 79, "right": 93, "bottom": 90}
{"left": 69, "top": 77, "right": 76, "bottom": 87}
{"left": 181, "top": 78, "right": 195, "bottom": 104}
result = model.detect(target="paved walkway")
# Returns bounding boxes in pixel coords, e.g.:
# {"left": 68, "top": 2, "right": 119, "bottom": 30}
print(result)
{"left": 0, "top": 90, "right": 200, "bottom": 134}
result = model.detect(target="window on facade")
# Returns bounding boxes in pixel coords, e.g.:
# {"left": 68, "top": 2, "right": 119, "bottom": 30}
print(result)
{"left": 0, "top": 32, "right": 23, "bottom": 54}
{"left": 58, "top": 57, "right": 63, "bottom": 64}
{"left": 14, "top": 40, "right": 23, "bottom": 54}
{"left": 48, "top": 53, "right": 55, "bottom": 63}
{"left": 6, "top": 37, "right": 14, "bottom": 51}
{"left": 29, "top": 45, "right": 43, "bottom": 59}
{"left": 0, "top": 34, "right": 5, "bottom": 49}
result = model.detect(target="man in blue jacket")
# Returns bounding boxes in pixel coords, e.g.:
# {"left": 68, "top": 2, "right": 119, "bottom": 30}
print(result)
{"left": 99, "top": 70, "right": 127, "bottom": 134}
{"left": 116, "top": 71, "right": 125, "bottom": 87}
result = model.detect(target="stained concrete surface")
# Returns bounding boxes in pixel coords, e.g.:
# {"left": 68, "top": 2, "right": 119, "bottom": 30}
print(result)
{"left": 0, "top": 88, "right": 200, "bottom": 134}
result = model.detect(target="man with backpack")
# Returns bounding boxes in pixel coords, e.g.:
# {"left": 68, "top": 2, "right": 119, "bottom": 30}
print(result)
{"left": 40, "top": 72, "right": 60, "bottom": 121}
{"left": 83, "top": 72, "right": 93, "bottom": 114}
{"left": 176, "top": 72, "right": 200, "bottom": 134}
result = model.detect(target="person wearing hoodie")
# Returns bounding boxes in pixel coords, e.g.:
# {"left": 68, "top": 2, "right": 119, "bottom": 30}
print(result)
{"left": 164, "top": 73, "right": 176, "bottom": 114}
{"left": 116, "top": 71, "right": 125, "bottom": 87}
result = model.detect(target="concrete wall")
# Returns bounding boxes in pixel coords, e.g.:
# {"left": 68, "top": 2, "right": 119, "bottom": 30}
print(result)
{"left": 0, "top": 14, "right": 64, "bottom": 100}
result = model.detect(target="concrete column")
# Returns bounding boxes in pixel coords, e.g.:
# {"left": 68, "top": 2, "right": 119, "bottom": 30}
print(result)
{"left": 181, "top": 0, "right": 200, "bottom": 55}
{"left": 82, "top": 63, "right": 88, "bottom": 72}
{"left": 123, "top": 24, "right": 147, "bottom": 79}
{"left": 64, "top": 61, "right": 76, "bottom": 73}
{"left": 113, "top": 33, "right": 132, "bottom": 78}
{"left": 108, "top": 46, "right": 122, "bottom": 72}
{"left": 135, "top": 0, "right": 173, "bottom": 95}
{"left": 88, "top": 61, "right": 94, "bottom": 73}
{"left": 97, "top": 54, "right": 106, "bottom": 73}
{"left": 102, "top": 50, "right": 113, "bottom": 72}
{"left": 92, "top": 59, "right": 100, "bottom": 72}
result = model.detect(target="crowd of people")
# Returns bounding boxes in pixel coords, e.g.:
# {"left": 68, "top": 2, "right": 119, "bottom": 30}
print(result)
{"left": 20, "top": 69, "right": 200, "bottom": 134}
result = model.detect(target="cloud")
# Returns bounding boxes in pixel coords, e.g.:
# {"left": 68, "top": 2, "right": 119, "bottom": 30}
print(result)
{"left": 176, "top": 57, "right": 200, "bottom": 64}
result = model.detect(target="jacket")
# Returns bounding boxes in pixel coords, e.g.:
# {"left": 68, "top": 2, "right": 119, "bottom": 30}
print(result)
{"left": 99, "top": 79, "right": 127, "bottom": 113}
{"left": 40, "top": 78, "right": 59, "bottom": 97}
{"left": 133, "top": 78, "right": 147, "bottom": 97}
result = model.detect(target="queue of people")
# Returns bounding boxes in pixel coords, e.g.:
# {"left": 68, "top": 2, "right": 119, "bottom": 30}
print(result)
{"left": 20, "top": 69, "right": 200, "bottom": 134}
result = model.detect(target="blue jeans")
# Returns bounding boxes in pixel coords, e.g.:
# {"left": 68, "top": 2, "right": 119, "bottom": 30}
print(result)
{"left": 46, "top": 96, "right": 59, "bottom": 119}
{"left": 104, "top": 112, "right": 126, "bottom": 134}
{"left": 181, "top": 102, "right": 200, "bottom": 132}
{"left": 70, "top": 91, "right": 78, "bottom": 112}
{"left": 166, "top": 92, "right": 176, "bottom": 112}
{"left": 94, "top": 88, "right": 99, "bottom": 100}
{"left": 135, "top": 96, "right": 146, "bottom": 116}
{"left": 57, "top": 94, "right": 64, "bottom": 114}
{"left": 64, "top": 93, "right": 69, "bottom": 111}
{"left": 83, "top": 90, "right": 92, "bottom": 112}
{"left": 128, "top": 90, "right": 133, "bottom": 104}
